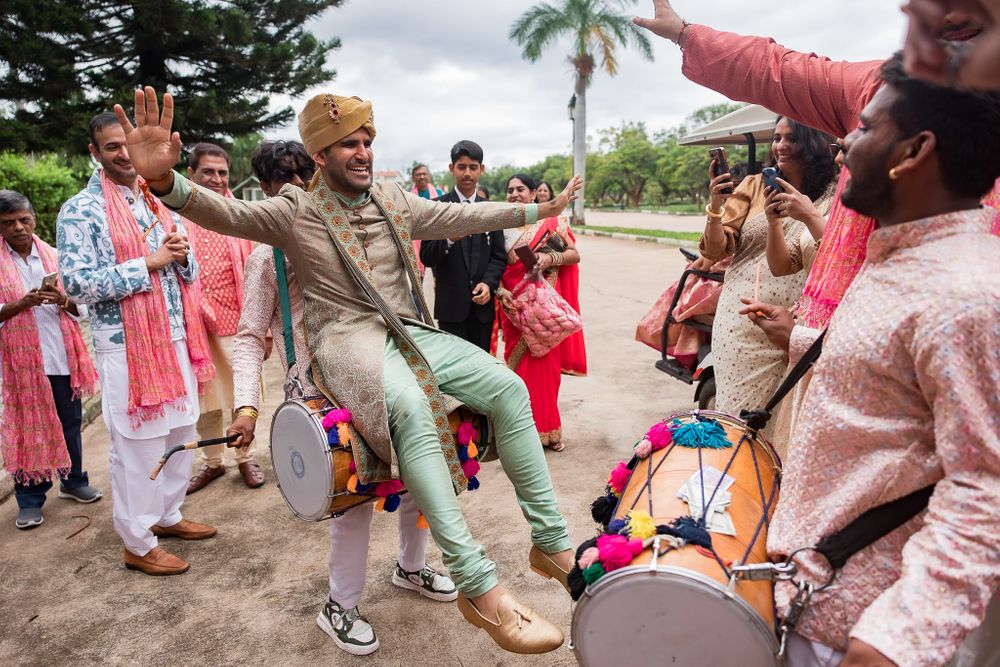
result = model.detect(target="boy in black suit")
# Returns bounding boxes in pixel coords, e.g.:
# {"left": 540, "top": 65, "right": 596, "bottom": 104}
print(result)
{"left": 419, "top": 141, "right": 506, "bottom": 351}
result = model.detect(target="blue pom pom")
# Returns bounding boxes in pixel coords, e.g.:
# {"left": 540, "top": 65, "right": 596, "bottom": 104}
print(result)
{"left": 457, "top": 445, "right": 469, "bottom": 462}
{"left": 327, "top": 428, "right": 340, "bottom": 446}
{"left": 467, "top": 476, "right": 480, "bottom": 491}
{"left": 384, "top": 494, "right": 401, "bottom": 512}
{"left": 355, "top": 483, "right": 375, "bottom": 494}
{"left": 607, "top": 519, "right": 627, "bottom": 534}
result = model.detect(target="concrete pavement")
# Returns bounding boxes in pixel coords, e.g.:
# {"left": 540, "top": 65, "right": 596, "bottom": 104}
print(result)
{"left": 0, "top": 234, "right": 695, "bottom": 666}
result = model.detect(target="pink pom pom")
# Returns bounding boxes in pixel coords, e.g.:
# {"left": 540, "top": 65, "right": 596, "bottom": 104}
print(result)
{"left": 634, "top": 439, "right": 652, "bottom": 459}
{"left": 349, "top": 459, "right": 356, "bottom": 473}
{"left": 645, "top": 422, "right": 675, "bottom": 450}
{"left": 578, "top": 547, "right": 600, "bottom": 570}
{"left": 457, "top": 421, "right": 478, "bottom": 445}
{"left": 374, "top": 480, "right": 405, "bottom": 497}
{"left": 596, "top": 534, "right": 644, "bottom": 572}
{"left": 462, "top": 458, "right": 480, "bottom": 479}
{"left": 322, "top": 408, "right": 351, "bottom": 431}
{"left": 607, "top": 461, "right": 631, "bottom": 495}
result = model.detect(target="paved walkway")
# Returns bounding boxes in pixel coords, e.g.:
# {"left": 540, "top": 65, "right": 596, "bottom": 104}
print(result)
{"left": 583, "top": 209, "right": 704, "bottom": 233}
{"left": 0, "top": 235, "right": 695, "bottom": 665}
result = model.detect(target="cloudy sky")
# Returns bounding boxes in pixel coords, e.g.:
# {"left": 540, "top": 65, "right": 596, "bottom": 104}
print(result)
{"left": 266, "top": 0, "right": 908, "bottom": 175}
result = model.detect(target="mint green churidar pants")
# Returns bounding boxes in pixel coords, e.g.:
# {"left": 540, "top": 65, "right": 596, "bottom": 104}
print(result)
{"left": 383, "top": 325, "right": 570, "bottom": 597}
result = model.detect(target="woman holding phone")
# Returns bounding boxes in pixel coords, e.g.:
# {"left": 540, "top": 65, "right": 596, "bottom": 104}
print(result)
{"left": 699, "top": 117, "right": 835, "bottom": 449}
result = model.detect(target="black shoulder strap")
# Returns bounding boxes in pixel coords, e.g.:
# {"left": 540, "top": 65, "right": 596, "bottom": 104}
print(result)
{"left": 741, "top": 329, "right": 826, "bottom": 431}
{"left": 816, "top": 485, "right": 936, "bottom": 570}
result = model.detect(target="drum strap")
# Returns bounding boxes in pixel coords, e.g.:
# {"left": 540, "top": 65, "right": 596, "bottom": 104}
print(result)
{"left": 273, "top": 247, "right": 297, "bottom": 371}
{"left": 740, "top": 330, "right": 826, "bottom": 431}
{"left": 815, "top": 485, "right": 935, "bottom": 570}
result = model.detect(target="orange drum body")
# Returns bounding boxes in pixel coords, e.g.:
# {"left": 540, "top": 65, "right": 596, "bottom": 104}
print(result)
{"left": 571, "top": 410, "right": 783, "bottom": 667}
{"left": 270, "top": 396, "right": 491, "bottom": 521}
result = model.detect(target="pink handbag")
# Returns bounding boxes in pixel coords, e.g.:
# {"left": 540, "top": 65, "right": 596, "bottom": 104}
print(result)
{"left": 506, "top": 272, "right": 583, "bottom": 357}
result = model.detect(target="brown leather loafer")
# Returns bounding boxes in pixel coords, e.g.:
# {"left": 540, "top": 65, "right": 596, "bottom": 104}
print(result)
{"left": 152, "top": 518, "right": 217, "bottom": 540}
{"left": 457, "top": 592, "right": 563, "bottom": 654}
{"left": 528, "top": 545, "right": 570, "bottom": 593}
{"left": 124, "top": 547, "right": 189, "bottom": 576}
{"left": 238, "top": 460, "right": 265, "bottom": 488}
{"left": 186, "top": 464, "right": 224, "bottom": 495}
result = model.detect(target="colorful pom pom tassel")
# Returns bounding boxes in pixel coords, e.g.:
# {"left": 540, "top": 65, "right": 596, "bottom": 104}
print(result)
{"left": 606, "top": 518, "right": 627, "bottom": 534}
{"left": 356, "top": 482, "right": 374, "bottom": 494}
{"left": 467, "top": 476, "right": 480, "bottom": 491}
{"left": 416, "top": 513, "right": 429, "bottom": 530}
{"left": 457, "top": 445, "right": 469, "bottom": 462}
{"left": 457, "top": 421, "right": 477, "bottom": 445}
{"left": 347, "top": 474, "right": 359, "bottom": 494}
{"left": 349, "top": 459, "right": 356, "bottom": 474}
{"left": 461, "top": 459, "right": 480, "bottom": 479}
{"left": 590, "top": 493, "right": 617, "bottom": 526}
{"left": 625, "top": 509, "right": 658, "bottom": 540}
{"left": 607, "top": 461, "right": 631, "bottom": 496}
{"left": 582, "top": 562, "right": 607, "bottom": 585}
{"left": 327, "top": 428, "right": 340, "bottom": 446}
{"left": 375, "top": 497, "right": 386, "bottom": 512}
{"left": 337, "top": 423, "right": 352, "bottom": 448}
{"left": 467, "top": 441, "right": 478, "bottom": 459}
{"left": 671, "top": 419, "right": 732, "bottom": 449}
{"left": 384, "top": 494, "right": 401, "bottom": 512}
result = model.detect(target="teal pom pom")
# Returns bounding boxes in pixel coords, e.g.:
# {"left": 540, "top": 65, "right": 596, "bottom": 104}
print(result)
{"left": 671, "top": 418, "right": 732, "bottom": 449}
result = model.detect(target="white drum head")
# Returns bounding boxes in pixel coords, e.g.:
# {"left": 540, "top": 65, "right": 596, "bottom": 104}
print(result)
{"left": 572, "top": 566, "right": 778, "bottom": 667}
{"left": 270, "top": 400, "right": 334, "bottom": 521}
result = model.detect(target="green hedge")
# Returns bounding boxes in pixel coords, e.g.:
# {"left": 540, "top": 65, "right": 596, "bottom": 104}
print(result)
{"left": 0, "top": 153, "right": 85, "bottom": 244}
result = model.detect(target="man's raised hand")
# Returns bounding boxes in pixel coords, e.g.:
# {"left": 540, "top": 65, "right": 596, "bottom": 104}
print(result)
{"left": 114, "top": 86, "right": 183, "bottom": 192}
{"left": 633, "top": 0, "right": 687, "bottom": 43}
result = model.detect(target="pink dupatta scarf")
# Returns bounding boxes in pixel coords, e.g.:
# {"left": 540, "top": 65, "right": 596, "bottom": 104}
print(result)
{"left": 0, "top": 237, "right": 99, "bottom": 483}
{"left": 102, "top": 171, "right": 215, "bottom": 426}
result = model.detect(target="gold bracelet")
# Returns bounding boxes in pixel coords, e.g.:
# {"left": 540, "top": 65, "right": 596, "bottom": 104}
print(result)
{"left": 705, "top": 204, "right": 724, "bottom": 221}
{"left": 235, "top": 407, "right": 259, "bottom": 420}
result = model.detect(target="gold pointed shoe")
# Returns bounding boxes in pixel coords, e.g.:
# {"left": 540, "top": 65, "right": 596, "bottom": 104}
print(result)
{"left": 528, "top": 545, "right": 570, "bottom": 593}
{"left": 456, "top": 593, "right": 564, "bottom": 654}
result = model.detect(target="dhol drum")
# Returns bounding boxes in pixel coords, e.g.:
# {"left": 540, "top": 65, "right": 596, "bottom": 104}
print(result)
{"left": 571, "top": 410, "right": 782, "bottom": 667}
{"left": 270, "top": 395, "right": 493, "bottom": 521}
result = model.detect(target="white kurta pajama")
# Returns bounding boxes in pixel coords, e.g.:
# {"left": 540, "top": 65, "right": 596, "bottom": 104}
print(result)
{"left": 58, "top": 169, "right": 202, "bottom": 556}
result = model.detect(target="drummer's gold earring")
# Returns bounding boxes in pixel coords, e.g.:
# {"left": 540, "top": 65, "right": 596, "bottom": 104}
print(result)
{"left": 888, "top": 168, "right": 899, "bottom": 180}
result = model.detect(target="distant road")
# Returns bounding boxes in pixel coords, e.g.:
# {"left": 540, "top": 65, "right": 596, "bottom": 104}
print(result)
{"left": 582, "top": 209, "right": 705, "bottom": 233}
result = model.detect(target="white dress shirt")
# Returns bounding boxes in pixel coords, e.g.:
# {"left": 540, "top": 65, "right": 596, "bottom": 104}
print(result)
{"left": 0, "top": 240, "right": 85, "bottom": 376}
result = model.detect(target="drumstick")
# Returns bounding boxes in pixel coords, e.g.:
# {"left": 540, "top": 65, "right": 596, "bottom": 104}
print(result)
{"left": 149, "top": 434, "right": 239, "bottom": 480}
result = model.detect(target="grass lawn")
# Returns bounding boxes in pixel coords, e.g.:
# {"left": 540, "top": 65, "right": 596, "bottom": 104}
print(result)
{"left": 582, "top": 226, "right": 702, "bottom": 242}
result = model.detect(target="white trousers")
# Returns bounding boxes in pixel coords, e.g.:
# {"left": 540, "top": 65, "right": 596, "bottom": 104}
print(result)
{"left": 328, "top": 493, "right": 428, "bottom": 609}
{"left": 108, "top": 423, "right": 196, "bottom": 556}
{"left": 786, "top": 633, "right": 844, "bottom": 667}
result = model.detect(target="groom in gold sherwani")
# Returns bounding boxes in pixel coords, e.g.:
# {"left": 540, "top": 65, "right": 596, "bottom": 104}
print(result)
{"left": 116, "top": 87, "right": 579, "bottom": 655}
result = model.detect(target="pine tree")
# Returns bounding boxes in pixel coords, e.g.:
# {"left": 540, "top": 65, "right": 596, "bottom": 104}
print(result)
{"left": 0, "top": 0, "right": 342, "bottom": 154}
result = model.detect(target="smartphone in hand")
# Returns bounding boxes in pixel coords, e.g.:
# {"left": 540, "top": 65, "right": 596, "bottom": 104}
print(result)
{"left": 41, "top": 272, "right": 59, "bottom": 290}
{"left": 709, "top": 147, "right": 734, "bottom": 195}
{"left": 762, "top": 167, "right": 784, "bottom": 193}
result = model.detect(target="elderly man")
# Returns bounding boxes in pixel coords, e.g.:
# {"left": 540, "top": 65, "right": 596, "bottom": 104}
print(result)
{"left": 1, "top": 190, "right": 101, "bottom": 529}
{"left": 115, "top": 87, "right": 581, "bottom": 655}
{"left": 58, "top": 112, "right": 216, "bottom": 576}
{"left": 183, "top": 142, "right": 262, "bottom": 493}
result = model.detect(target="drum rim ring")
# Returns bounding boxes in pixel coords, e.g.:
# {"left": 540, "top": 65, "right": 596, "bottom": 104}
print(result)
{"left": 269, "top": 398, "right": 337, "bottom": 521}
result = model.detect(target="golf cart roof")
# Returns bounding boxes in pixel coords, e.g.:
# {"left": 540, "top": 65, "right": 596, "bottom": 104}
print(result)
{"left": 678, "top": 104, "right": 778, "bottom": 146}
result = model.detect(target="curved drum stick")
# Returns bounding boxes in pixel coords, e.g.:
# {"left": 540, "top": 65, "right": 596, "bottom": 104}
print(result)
{"left": 149, "top": 434, "right": 239, "bottom": 480}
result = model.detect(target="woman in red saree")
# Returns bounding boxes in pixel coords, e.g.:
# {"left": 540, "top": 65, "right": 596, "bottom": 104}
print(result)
{"left": 497, "top": 174, "right": 582, "bottom": 452}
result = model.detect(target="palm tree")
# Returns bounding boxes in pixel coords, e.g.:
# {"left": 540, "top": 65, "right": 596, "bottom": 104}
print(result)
{"left": 510, "top": 0, "right": 653, "bottom": 224}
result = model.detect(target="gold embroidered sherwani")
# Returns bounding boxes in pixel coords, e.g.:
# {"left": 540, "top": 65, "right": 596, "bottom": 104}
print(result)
{"left": 162, "top": 176, "right": 530, "bottom": 479}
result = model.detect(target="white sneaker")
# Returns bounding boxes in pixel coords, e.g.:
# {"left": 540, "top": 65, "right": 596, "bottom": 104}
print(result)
{"left": 316, "top": 598, "right": 379, "bottom": 656}
{"left": 391, "top": 563, "right": 459, "bottom": 602}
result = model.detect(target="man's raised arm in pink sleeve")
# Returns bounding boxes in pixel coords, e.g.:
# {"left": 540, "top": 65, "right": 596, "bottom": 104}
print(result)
{"left": 634, "top": 0, "right": 883, "bottom": 137}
